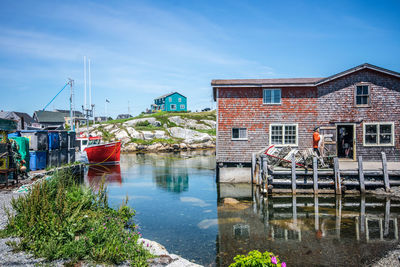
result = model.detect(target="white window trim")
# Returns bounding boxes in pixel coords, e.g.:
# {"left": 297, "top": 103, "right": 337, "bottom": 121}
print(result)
{"left": 231, "top": 128, "right": 248, "bottom": 141}
{"left": 269, "top": 123, "right": 298, "bottom": 146}
{"left": 355, "top": 84, "right": 371, "bottom": 107}
{"left": 363, "top": 122, "right": 395, "bottom": 146}
{"left": 263, "top": 88, "right": 282, "bottom": 105}
{"left": 178, "top": 98, "right": 182, "bottom": 102}
{"left": 170, "top": 104, "right": 176, "bottom": 110}
{"left": 180, "top": 104, "right": 185, "bottom": 109}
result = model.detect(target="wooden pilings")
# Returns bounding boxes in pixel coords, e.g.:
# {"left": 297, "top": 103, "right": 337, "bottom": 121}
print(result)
{"left": 313, "top": 157, "right": 318, "bottom": 194}
{"left": 252, "top": 151, "right": 396, "bottom": 195}
{"left": 358, "top": 156, "right": 365, "bottom": 194}
{"left": 291, "top": 154, "right": 296, "bottom": 195}
{"left": 382, "top": 152, "right": 390, "bottom": 192}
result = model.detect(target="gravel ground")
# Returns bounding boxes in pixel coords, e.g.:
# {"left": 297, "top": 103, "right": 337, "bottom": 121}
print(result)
{"left": 371, "top": 245, "right": 400, "bottom": 267}
{"left": 0, "top": 189, "right": 202, "bottom": 267}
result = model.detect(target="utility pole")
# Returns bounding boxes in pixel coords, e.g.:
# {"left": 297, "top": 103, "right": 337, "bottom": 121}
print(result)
{"left": 68, "top": 78, "right": 75, "bottom": 131}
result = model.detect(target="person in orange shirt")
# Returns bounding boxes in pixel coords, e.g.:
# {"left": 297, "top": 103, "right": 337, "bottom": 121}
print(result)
{"left": 313, "top": 127, "right": 321, "bottom": 156}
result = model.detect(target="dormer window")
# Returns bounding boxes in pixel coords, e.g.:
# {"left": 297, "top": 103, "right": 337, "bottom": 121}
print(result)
{"left": 356, "top": 85, "right": 370, "bottom": 106}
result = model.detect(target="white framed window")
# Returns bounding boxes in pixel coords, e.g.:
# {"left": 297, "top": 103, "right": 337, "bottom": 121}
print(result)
{"left": 169, "top": 98, "right": 172, "bottom": 102}
{"left": 364, "top": 122, "right": 394, "bottom": 146}
{"left": 356, "top": 84, "right": 370, "bottom": 106}
{"left": 232, "top": 128, "right": 247, "bottom": 140}
{"left": 170, "top": 104, "right": 176, "bottom": 110}
{"left": 161, "top": 104, "right": 164, "bottom": 110}
{"left": 263, "top": 89, "right": 281, "bottom": 104}
{"left": 180, "top": 104, "right": 185, "bottom": 109}
{"left": 178, "top": 98, "right": 182, "bottom": 102}
{"left": 269, "top": 124, "right": 298, "bottom": 146}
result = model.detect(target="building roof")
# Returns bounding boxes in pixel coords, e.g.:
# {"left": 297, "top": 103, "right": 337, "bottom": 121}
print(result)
{"left": 0, "top": 111, "right": 34, "bottom": 124}
{"left": 55, "top": 109, "right": 84, "bottom": 117}
{"left": 34, "top": 110, "right": 66, "bottom": 123}
{"left": 154, "top": 92, "right": 186, "bottom": 100}
{"left": 14, "top": 112, "right": 35, "bottom": 124}
{"left": 211, "top": 77, "right": 323, "bottom": 87}
{"left": 212, "top": 63, "right": 400, "bottom": 100}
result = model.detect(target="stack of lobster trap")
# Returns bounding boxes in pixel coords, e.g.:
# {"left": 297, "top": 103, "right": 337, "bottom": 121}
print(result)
{"left": 0, "top": 118, "right": 20, "bottom": 186}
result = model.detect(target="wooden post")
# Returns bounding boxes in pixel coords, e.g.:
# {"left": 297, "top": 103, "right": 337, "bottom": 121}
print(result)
{"left": 360, "top": 196, "right": 366, "bottom": 233}
{"left": 314, "top": 195, "right": 319, "bottom": 231}
{"left": 262, "top": 156, "right": 269, "bottom": 194}
{"left": 358, "top": 156, "right": 365, "bottom": 194}
{"left": 334, "top": 157, "right": 342, "bottom": 195}
{"left": 381, "top": 152, "right": 390, "bottom": 192}
{"left": 251, "top": 153, "right": 256, "bottom": 184}
{"left": 291, "top": 153, "right": 296, "bottom": 195}
{"left": 335, "top": 195, "right": 342, "bottom": 239}
{"left": 258, "top": 156, "right": 263, "bottom": 186}
{"left": 384, "top": 197, "right": 390, "bottom": 237}
{"left": 313, "top": 157, "right": 318, "bottom": 194}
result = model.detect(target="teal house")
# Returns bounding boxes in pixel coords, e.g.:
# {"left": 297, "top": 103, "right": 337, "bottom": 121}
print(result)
{"left": 151, "top": 92, "right": 187, "bottom": 112}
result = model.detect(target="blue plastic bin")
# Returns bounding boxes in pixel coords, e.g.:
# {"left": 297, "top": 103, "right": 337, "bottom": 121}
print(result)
{"left": 8, "top": 131, "right": 21, "bottom": 138}
{"left": 48, "top": 132, "right": 60, "bottom": 150}
{"left": 29, "top": 151, "right": 47, "bottom": 171}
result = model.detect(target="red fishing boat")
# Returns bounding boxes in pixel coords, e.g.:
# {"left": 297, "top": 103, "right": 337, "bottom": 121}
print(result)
{"left": 77, "top": 135, "right": 121, "bottom": 164}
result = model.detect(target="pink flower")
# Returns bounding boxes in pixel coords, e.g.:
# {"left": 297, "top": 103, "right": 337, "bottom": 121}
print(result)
{"left": 271, "top": 256, "right": 277, "bottom": 265}
{"left": 282, "top": 262, "right": 286, "bottom": 267}
{"left": 104, "top": 226, "right": 107, "bottom": 229}
{"left": 103, "top": 223, "right": 106, "bottom": 226}
{"left": 128, "top": 237, "right": 131, "bottom": 240}
{"left": 147, "top": 244, "right": 149, "bottom": 247}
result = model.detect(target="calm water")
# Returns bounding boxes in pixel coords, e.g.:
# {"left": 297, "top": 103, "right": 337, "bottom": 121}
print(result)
{"left": 85, "top": 152, "right": 400, "bottom": 266}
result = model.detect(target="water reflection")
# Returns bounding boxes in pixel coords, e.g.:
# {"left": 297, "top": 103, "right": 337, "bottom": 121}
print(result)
{"left": 85, "top": 164, "right": 122, "bottom": 186}
{"left": 83, "top": 153, "right": 400, "bottom": 266}
{"left": 217, "top": 190, "right": 400, "bottom": 266}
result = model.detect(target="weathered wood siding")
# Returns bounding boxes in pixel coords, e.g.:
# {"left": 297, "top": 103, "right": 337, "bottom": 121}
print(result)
{"left": 216, "top": 69, "right": 400, "bottom": 163}
{"left": 217, "top": 87, "right": 318, "bottom": 163}
{"left": 317, "top": 69, "right": 400, "bottom": 161}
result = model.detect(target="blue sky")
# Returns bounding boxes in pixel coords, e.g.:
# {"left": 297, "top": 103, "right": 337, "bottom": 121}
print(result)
{"left": 1, "top": 0, "right": 399, "bottom": 118}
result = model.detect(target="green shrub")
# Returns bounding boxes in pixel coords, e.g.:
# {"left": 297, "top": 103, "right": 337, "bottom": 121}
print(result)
{"left": 1, "top": 170, "right": 152, "bottom": 266}
{"left": 135, "top": 121, "right": 151, "bottom": 127}
{"left": 230, "top": 250, "right": 286, "bottom": 267}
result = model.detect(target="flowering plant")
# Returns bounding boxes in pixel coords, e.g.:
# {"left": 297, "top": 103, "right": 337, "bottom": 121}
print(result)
{"left": 229, "top": 250, "right": 286, "bottom": 267}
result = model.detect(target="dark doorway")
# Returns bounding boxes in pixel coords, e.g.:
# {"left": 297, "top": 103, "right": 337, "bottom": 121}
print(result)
{"left": 337, "top": 124, "right": 355, "bottom": 159}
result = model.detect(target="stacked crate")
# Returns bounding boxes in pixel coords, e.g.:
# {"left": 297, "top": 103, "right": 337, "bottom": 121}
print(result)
{"left": 21, "top": 130, "right": 48, "bottom": 171}
{"left": 67, "top": 131, "right": 76, "bottom": 164}
{"left": 48, "top": 131, "right": 60, "bottom": 168}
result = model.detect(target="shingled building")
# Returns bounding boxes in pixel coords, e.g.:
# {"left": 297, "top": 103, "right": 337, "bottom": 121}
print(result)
{"left": 212, "top": 63, "right": 400, "bottom": 170}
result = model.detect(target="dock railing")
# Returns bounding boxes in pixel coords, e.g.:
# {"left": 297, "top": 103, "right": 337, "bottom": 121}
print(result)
{"left": 252, "top": 149, "right": 400, "bottom": 195}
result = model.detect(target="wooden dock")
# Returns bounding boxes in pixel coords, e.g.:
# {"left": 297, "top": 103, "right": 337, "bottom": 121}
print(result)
{"left": 252, "top": 151, "right": 400, "bottom": 195}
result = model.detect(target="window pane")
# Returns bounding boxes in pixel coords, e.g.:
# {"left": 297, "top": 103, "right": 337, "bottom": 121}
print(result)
{"left": 264, "top": 90, "right": 272, "bottom": 103}
{"left": 380, "top": 124, "right": 392, "bottom": 134}
{"left": 366, "top": 125, "right": 377, "bottom": 134}
{"left": 365, "top": 134, "right": 377, "bottom": 144}
{"left": 362, "top": 86, "right": 369, "bottom": 95}
{"left": 362, "top": 96, "right": 368, "bottom": 104}
{"left": 239, "top": 128, "right": 247, "bottom": 139}
{"left": 273, "top": 89, "right": 281, "bottom": 103}
{"left": 356, "top": 86, "right": 362, "bottom": 95}
{"left": 232, "top": 129, "right": 239, "bottom": 139}
{"left": 271, "top": 126, "right": 283, "bottom": 144}
{"left": 380, "top": 134, "right": 392, "bottom": 144}
{"left": 356, "top": 96, "right": 361, "bottom": 105}
{"left": 284, "top": 125, "right": 296, "bottom": 144}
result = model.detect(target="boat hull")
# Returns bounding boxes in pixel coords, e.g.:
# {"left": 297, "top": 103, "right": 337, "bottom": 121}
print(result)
{"left": 84, "top": 141, "right": 121, "bottom": 164}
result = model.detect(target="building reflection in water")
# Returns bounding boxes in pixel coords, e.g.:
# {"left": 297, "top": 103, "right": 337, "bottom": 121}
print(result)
{"left": 217, "top": 184, "right": 400, "bottom": 266}
{"left": 85, "top": 164, "right": 122, "bottom": 187}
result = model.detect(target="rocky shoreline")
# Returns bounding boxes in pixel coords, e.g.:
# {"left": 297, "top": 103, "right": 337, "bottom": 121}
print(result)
{"left": 87, "top": 112, "right": 217, "bottom": 153}
{"left": 0, "top": 185, "right": 202, "bottom": 266}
